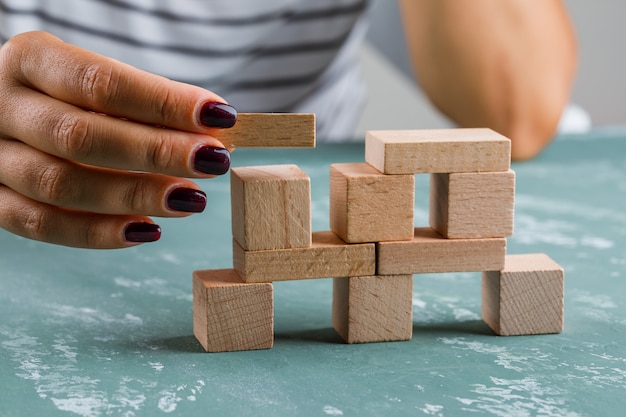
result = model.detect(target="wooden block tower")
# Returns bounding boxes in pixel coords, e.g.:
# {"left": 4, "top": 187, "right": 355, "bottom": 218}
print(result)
{"left": 353, "top": 129, "right": 562, "bottom": 341}
{"left": 193, "top": 117, "right": 565, "bottom": 352}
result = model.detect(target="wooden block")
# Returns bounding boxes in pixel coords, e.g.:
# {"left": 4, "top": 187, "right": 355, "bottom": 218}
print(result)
{"left": 214, "top": 113, "right": 315, "bottom": 148}
{"left": 330, "top": 162, "right": 414, "bottom": 243}
{"left": 231, "top": 164, "right": 311, "bottom": 251}
{"left": 193, "top": 269, "right": 273, "bottom": 352}
{"left": 377, "top": 228, "right": 506, "bottom": 275}
{"left": 233, "top": 231, "right": 375, "bottom": 283}
{"left": 482, "top": 253, "right": 564, "bottom": 336}
{"left": 430, "top": 170, "right": 516, "bottom": 238}
{"left": 365, "top": 128, "right": 511, "bottom": 174}
{"left": 333, "top": 275, "right": 413, "bottom": 344}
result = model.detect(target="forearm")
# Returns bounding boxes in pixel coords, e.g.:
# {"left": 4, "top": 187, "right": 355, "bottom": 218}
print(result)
{"left": 399, "top": 0, "right": 577, "bottom": 160}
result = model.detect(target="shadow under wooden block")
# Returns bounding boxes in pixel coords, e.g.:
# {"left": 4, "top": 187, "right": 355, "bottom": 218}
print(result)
{"left": 231, "top": 164, "right": 311, "bottom": 251}
{"left": 365, "top": 128, "right": 511, "bottom": 174}
{"left": 330, "top": 162, "right": 414, "bottom": 243}
{"left": 233, "top": 231, "right": 375, "bottom": 283}
{"left": 430, "top": 170, "right": 516, "bottom": 238}
{"left": 482, "top": 253, "right": 564, "bottom": 336}
{"left": 213, "top": 113, "right": 316, "bottom": 148}
{"left": 332, "top": 275, "right": 413, "bottom": 344}
{"left": 377, "top": 228, "right": 506, "bottom": 275}
{"left": 193, "top": 269, "right": 274, "bottom": 352}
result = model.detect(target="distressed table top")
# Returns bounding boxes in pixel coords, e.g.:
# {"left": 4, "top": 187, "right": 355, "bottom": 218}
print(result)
{"left": 1, "top": 130, "right": 625, "bottom": 416}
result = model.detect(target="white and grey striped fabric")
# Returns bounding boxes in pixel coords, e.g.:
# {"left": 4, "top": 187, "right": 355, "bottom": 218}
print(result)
{"left": 0, "top": 0, "right": 370, "bottom": 140}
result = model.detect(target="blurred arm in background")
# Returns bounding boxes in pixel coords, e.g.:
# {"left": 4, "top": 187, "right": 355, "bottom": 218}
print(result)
{"left": 399, "top": 0, "right": 577, "bottom": 160}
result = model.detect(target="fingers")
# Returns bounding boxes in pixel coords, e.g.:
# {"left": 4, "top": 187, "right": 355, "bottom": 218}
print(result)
{"left": 0, "top": 31, "right": 235, "bottom": 133}
{"left": 0, "top": 31, "right": 234, "bottom": 177}
{"left": 0, "top": 87, "right": 231, "bottom": 177}
{"left": 0, "top": 185, "right": 161, "bottom": 249}
{"left": 0, "top": 31, "right": 234, "bottom": 248}
{"left": 0, "top": 138, "right": 207, "bottom": 217}
{"left": 0, "top": 137, "right": 206, "bottom": 249}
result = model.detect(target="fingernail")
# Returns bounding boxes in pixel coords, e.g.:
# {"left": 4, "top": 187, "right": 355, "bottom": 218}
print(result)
{"left": 193, "top": 146, "right": 231, "bottom": 175}
{"left": 125, "top": 222, "right": 161, "bottom": 243}
{"left": 167, "top": 188, "right": 207, "bottom": 213}
{"left": 199, "top": 102, "right": 237, "bottom": 128}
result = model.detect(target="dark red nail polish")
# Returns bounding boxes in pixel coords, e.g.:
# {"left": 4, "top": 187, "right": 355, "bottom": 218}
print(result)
{"left": 125, "top": 222, "right": 161, "bottom": 243}
{"left": 167, "top": 188, "right": 207, "bottom": 213}
{"left": 193, "top": 146, "right": 230, "bottom": 175}
{"left": 199, "top": 102, "right": 237, "bottom": 128}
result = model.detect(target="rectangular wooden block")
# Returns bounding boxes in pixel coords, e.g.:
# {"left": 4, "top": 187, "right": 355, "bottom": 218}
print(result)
{"left": 231, "top": 164, "right": 311, "bottom": 251}
{"left": 330, "top": 162, "right": 414, "bottom": 243}
{"left": 213, "top": 113, "right": 316, "bottom": 148}
{"left": 365, "top": 128, "right": 511, "bottom": 174}
{"left": 233, "top": 231, "right": 375, "bottom": 283}
{"left": 430, "top": 170, "right": 516, "bottom": 238}
{"left": 193, "top": 269, "right": 274, "bottom": 353}
{"left": 333, "top": 275, "right": 413, "bottom": 344}
{"left": 377, "top": 228, "right": 506, "bottom": 275}
{"left": 482, "top": 253, "right": 564, "bottom": 336}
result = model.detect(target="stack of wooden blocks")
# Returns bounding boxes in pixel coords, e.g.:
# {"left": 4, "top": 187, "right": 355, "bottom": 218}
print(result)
{"left": 193, "top": 116, "right": 565, "bottom": 353}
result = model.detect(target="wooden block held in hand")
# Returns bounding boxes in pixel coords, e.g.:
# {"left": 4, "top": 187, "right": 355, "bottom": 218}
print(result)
{"left": 330, "top": 162, "right": 414, "bottom": 243}
{"left": 214, "top": 113, "right": 316, "bottom": 148}
{"left": 482, "top": 253, "right": 564, "bottom": 336}
{"left": 365, "top": 128, "right": 511, "bottom": 174}
{"left": 233, "top": 231, "right": 375, "bottom": 283}
{"left": 193, "top": 269, "right": 274, "bottom": 352}
{"left": 430, "top": 170, "right": 516, "bottom": 238}
{"left": 231, "top": 164, "right": 311, "bottom": 251}
{"left": 377, "top": 228, "right": 506, "bottom": 275}
{"left": 333, "top": 275, "right": 413, "bottom": 344}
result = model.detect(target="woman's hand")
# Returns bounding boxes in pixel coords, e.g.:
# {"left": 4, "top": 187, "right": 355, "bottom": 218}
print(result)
{"left": 0, "top": 31, "right": 237, "bottom": 248}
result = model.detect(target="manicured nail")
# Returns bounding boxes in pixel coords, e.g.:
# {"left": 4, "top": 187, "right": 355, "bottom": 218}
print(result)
{"left": 167, "top": 188, "right": 207, "bottom": 213}
{"left": 125, "top": 222, "right": 161, "bottom": 243}
{"left": 199, "top": 102, "right": 237, "bottom": 128}
{"left": 193, "top": 146, "right": 231, "bottom": 175}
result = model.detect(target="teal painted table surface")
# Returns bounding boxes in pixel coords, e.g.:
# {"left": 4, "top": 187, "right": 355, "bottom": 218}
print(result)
{"left": 2, "top": 130, "right": 626, "bottom": 417}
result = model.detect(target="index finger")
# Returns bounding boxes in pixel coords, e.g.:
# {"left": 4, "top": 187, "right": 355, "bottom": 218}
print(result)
{"left": 2, "top": 31, "right": 236, "bottom": 132}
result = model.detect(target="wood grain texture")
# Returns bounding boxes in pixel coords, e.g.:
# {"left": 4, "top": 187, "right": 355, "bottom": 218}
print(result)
{"left": 192, "top": 269, "right": 274, "bottom": 353}
{"left": 430, "top": 170, "right": 516, "bottom": 238}
{"left": 365, "top": 128, "right": 511, "bottom": 174}
{"left": 377, "top": 228, "right": 506, "bottom": 275}
{"left": 332, "top": 275, "right": 413, "bottom": 344}
{"left": 231, "top": 164, "right": 311, "bottom": 251}
{"left": 233, "top": 231, "right": 375, "bottom": 283}
{"left": 482, "top": 253, "right": 564, "bottom": 336}
{"left": 330, "top": 162, "right": 414, "bottom": 243}
{"left": 213, "top": 113, "right": 316, "bottom": 148}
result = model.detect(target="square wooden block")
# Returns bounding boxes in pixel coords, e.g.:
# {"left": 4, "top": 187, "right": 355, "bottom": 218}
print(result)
{"left": 332, "top": 275, "right": 413, "bottom": 344}
{"left": 365, "top": 128, "right": 511, "bottom": 174}
{"left": 482, "top": 253, "right": 564, "bottom": 336}
{"left": 430, "top": 170, "right": 516, "bottom": 238}
{"left": 231, "top": 164, "right": 311, "bottom": 251}
{"left": 233, "top": 231, "right": 375, "bottom": 283}
{"left": 377, "top": 228, "right": 506, "bottom": 275}
{"left": 193, "top": 269, "right": 274, "bottom": 352}
{"left": 330, "top": 162, "right": 414, "bottom": 243}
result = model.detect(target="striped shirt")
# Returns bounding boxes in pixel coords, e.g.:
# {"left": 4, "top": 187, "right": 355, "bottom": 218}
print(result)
{"left": 0, "top": 0, "right": 370, "bottom": 140}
